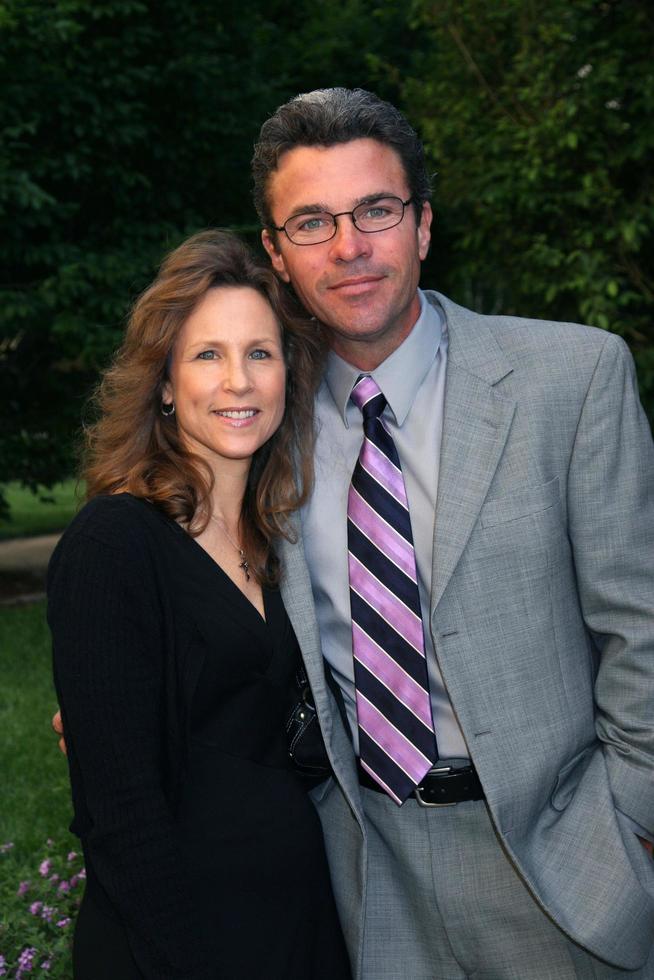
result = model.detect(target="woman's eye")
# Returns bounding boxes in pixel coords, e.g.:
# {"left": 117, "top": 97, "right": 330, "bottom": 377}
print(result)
{"left": 249, "top": 349, "right": 269, "bottom": 360}
{"left": 198, "top": 350, "right": 216, "bottom": 360}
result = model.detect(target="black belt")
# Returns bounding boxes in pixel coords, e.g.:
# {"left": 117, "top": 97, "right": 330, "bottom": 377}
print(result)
{"left": 358, "top": 763, "right": 484, "bottom": 807}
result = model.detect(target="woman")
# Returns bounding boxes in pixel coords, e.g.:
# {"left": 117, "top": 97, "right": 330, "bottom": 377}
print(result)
{"left": 47, "top": 230, "right": 352, "bottom": 979}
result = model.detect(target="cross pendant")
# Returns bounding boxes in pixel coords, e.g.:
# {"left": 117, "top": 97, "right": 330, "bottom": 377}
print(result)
{"left": 238, "top": 550, "right": 250, "bottom": 581}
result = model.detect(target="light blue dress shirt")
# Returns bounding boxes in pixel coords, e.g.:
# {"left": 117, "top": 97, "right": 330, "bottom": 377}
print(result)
{"left": 301, "top": 290, "right": 470, "bottom": 762}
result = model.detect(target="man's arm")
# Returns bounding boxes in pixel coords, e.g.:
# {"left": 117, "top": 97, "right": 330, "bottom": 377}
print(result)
{"left": 567, "top": 332, "right": 654, "bottom": 836}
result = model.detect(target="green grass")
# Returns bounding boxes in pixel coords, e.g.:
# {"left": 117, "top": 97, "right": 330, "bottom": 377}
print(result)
{"left": 0, "top": 601, "right": 77, "bottom": 976}
{"left": 0, "top": 481, "right": 82, "bottom": 541}
{"left": 0, "top": 602, "right": 74, "bottom": 851}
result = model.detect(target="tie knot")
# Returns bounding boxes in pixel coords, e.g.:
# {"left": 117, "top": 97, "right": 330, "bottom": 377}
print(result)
{"left": 350, "top": 375, "right": 387, "bottom": 421}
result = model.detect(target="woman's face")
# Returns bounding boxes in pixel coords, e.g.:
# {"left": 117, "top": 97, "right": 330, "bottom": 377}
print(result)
{"left": 163, "top": 286, "right": 287, "bottom": 473}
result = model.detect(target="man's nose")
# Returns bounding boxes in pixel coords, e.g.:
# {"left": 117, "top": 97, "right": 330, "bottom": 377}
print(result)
{"left": 328, "top": 214, "right": 373, "bottom": 262}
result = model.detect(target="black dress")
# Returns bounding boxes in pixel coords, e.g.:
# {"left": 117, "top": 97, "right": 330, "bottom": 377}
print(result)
{"left": 47, "top": 494, "right": 351, "bottom": 980}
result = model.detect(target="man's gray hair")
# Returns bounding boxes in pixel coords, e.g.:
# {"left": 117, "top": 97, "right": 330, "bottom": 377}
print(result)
{"left": 252, "top": 87, "right": 432, "bottom": 230}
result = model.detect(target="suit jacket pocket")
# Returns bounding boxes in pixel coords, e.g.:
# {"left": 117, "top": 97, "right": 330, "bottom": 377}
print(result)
{"left": 480, "top": 477, "right": 560, "bottom": 528}
{"left": 615, "top": 809, "right": 654, "bottom": 892}
{"left": 550, "top": 743, "right": 596, "bottom": 811}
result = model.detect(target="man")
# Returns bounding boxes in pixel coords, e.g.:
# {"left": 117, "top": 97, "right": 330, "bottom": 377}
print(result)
{"left": 252, "top": 88, "right": 654, "bottom": 979}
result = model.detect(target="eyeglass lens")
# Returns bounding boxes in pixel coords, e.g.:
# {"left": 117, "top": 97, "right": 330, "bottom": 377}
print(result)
{"left": 284, "top": 197, "right": 408, "bottom": 244}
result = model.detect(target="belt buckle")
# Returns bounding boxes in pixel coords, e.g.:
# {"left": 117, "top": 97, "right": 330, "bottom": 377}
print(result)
{"left": 414, "top": 766, "right": 456, "bottom": 808}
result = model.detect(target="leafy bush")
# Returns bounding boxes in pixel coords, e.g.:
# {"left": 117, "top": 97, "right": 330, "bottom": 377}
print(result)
{"left": 0, "top": 0, "right": 291, "bottom": 502}
{"left": 396, "top": 0, "right": 654, "bottom": 416}
{"left": 1, "top": 0, "right": 651, "bottom": 517}
{"left": 0, "top": 839, "right": 84, "bottom": 978}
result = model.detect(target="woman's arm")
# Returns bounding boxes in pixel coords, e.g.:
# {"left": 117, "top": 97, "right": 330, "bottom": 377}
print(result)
{"left": 48, "top": 511, "right": 213, "bottom": 980}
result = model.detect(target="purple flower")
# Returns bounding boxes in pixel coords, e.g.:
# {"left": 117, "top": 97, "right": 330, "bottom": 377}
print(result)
{"left": 56, "top": 917, "right": 71, "bottom": 928}
{"left": 0, "top": 842, "right": 14, "bottom": 854}
{"left": 29, "top": 901, "right": 43, "bottom": 916}
{"left": 40, "top": 905, "right": 55, "bottom": 923}
{"left": 17, "top": 880, "right": 30, "bottom": 896}
{"left": 69, "top": 874, "right": 80, "bottom": 888}
{"left": 0, "top": 953, "right": 6, "bottom": 976}
{"left": 67, "top": 851, "right": 77, "bottom": 862}
{"left": 57, "top": 880, "right": 70, "bottom": 894}
{"left": 40, "top": 962, "right": 51, "bottom": 972}
{"left": 78, "top": 867, "right": 86, "bottom": 879}
{"left": 18, "top": 946, "right": 37, "bottom": 970}
{"left": 38, "top": 859, "right": 51, "bottom": 878}
{"left": 48, "top": 873, "right": 59, "bottom": 885}
{"left": 46, "top": 838, "right": 54, "bottom": 848}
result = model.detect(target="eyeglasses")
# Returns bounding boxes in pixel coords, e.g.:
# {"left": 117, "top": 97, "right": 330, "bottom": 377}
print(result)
{"left": 272, "top": 196, "right": 414, "bottom": 246}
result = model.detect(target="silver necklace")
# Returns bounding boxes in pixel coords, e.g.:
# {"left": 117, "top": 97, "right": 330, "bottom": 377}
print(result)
{"left": 209, "top": 513, "right": 250, "bottom": 581}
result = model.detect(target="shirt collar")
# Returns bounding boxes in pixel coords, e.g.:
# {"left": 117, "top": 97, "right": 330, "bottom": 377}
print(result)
{"left": 324, "top": 289, "right": 444, "bottom": 427}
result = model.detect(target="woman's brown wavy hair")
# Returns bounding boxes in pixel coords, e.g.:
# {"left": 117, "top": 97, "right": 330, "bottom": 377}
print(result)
{"left": 83, "top": 229, "right": 326, "bottom": 586}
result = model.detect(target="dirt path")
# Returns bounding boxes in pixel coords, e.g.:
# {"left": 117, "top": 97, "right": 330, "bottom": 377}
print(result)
{"left": 0, "top": 533, "right": 61, "bottom": 605}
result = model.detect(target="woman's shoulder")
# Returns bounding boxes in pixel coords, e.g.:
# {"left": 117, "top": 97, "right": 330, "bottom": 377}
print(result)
{"left": 53, "top": 493, "right": 179, "bottom": 565}
{"left": 47, "top": 495, "right": 187, "bottom": 621}
{"left": 67, "top": 492, "right": 161, "bottom": 534}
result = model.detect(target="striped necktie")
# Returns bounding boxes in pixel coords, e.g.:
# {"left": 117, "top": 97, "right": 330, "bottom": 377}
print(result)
{"left": 347, "top": 375, "right": 437, "bottom": 804}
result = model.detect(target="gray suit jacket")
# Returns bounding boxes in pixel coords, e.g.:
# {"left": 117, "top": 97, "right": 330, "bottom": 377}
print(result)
{"left": 279, "top": 292, "right": 654, "bottom": 976}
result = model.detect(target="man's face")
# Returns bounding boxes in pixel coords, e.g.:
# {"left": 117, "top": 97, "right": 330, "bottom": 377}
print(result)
{"left": 261, "top": 138, "right": 432, "bottom": 370}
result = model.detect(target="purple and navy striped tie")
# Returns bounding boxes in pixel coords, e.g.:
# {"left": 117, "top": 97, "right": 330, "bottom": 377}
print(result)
{"left": 347, "top": 375, "right": 437, "bottom": 805}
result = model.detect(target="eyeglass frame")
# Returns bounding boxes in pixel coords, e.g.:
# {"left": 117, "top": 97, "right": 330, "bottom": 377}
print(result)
{"left": 270, "top": 196, "right": 415, "bottom": 246}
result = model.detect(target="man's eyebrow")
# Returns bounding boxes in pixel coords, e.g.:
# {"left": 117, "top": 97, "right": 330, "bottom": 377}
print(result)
{"left": 285, "top": 203, "right": 331, "bottom": 219}
{"left": 286, "top": 192, "right": 402, "bottom": 218}
{"left": 354, "top": 192, "right": 401, "bottom": 206}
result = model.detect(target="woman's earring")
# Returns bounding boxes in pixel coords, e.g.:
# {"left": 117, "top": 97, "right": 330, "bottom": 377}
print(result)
{"left": 161, "top": 401, "right": 175, "bottom": 417}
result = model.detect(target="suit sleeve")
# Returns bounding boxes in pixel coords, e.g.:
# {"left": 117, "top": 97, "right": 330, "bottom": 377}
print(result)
{"left": 48, "top": 525, "right": 214, "bottom": 980}
{"left": 566, "top": 331, "right": 654, "bottom": 834}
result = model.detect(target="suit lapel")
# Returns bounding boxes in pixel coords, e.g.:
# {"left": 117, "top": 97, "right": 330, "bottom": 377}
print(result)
{"left": 429, "top": 293, "right": 516, "bottom": 611}
{"left": 279, "top": 523, "right": 363, "bottom": 817}
{"left": 278, "top": 525, "right": 332, "bottom": 739}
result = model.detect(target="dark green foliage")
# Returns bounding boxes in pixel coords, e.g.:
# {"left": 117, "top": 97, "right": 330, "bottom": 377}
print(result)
{"left": 0, "top": 0, "right": 294, "bottom": 496}
{"left": 395, "top": 0, "right": 654, "bottom": 414}
{"left": 1, "top": 0, "right": 651, "bottom": 510}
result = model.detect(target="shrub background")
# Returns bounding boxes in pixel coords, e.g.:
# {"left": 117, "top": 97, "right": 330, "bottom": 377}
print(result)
{"left": 1, "top": 0, "right": 652, "bottom": 506}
